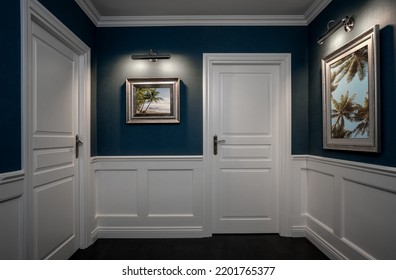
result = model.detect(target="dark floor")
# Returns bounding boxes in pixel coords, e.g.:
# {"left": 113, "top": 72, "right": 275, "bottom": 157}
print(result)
{"left": 70, "top": 234, "right": 328, "bottom": 260}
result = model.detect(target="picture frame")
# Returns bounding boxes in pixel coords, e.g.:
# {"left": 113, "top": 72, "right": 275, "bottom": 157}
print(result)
{"left": 322, "top": 25, "right": 380, "bottom": 152}
{"left": 126, "top": 78, "right": 180, "bottom": 124}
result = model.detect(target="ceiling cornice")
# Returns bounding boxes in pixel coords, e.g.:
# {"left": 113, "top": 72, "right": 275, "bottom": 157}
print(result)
{"left": 74, "top": 0, "right": 332, "bottom": 27}
{"left": 97, "top": 15, "right": 308, "bottom": 27}
{"left": 304, "top": 0, "right": 332, "bottom": 24}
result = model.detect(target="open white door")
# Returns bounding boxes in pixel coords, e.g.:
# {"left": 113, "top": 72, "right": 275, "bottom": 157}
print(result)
{"left": 28, "top": 18, "right": 81, "bottom": 260}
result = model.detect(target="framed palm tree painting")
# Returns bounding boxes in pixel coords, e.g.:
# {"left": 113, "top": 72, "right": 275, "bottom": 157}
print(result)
{"left": 126, "top": 78, "right": 180, "bottom": 123}
{"left": 322, "top": 25, "right": 380, "bottom": 152}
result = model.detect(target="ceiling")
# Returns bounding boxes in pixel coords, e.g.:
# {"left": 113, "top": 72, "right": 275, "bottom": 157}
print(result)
{"left": 75, "top": 0, "right": 332, "bottom": 26}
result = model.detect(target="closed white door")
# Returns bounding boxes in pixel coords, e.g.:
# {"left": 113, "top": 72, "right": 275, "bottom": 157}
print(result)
{"left": 29, "top": 21, "right": 80, "bottom": 259}
{"left": 211, "top": 61, "right": 280, "bottom": 233}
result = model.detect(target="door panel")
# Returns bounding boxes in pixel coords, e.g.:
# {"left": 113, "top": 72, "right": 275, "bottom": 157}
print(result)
{"left": 212, "top": 63, "right": 279, "bottom": 233}
{"left": 30, "top": 21, "right": 79, "bottom": 259}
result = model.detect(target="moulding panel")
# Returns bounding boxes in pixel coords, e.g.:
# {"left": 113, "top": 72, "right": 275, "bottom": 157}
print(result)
{"left": 304, "top": 155, "right": 396, "bottom": 259}
{"left": 96, "top": 170, "right": 138, "bottom": 215}
{"left": 342, "top": 179, "right": 396, "bottom": 259}
{"left": 0, "top": 196, "right": 24, "bottom": 260}
{"left": 306, "top": 169, "right": 334, "bottom": 231}
{"left": 92, "top": 157, "right": 205, "bottom": 238}
{"left": 0, "top": 171, "right": 25, "bottom": 259}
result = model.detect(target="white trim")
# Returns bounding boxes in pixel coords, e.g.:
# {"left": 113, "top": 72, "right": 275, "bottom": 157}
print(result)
{"left": 92, "top": 155, "right": 203, "bottom": 163}
{"left": 97, "top": 15, "right": 307, "bottom": 27}
{"left": 75, "top": 0, "right": 332, "bottom": 27}
{"left": 22, "top": 0, "right": 91, "bottom": 257}
{"left": 92, "top": 156, "right": 205, "bottom": 239}
{"left": 307, "top": 155, "right": 396, "bottom": 177}
{"left": 291, "top": 155, "right": 396, "bottom": 259}
{"left": 304, "top": 0, "right": 333, "bottom": 24}
{"left": 95, "top": 227, "right": 204, "bottom": 239}
{"left": 74, "top": 0, "right": 100, "bottom": 27}
{"left": 203, "top": 53, "right": 292, "bottom": 237}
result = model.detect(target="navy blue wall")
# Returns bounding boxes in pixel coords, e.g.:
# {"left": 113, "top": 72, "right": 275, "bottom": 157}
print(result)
{"left": 0, "top": 0, "right": 21, "bottom": 173}
{"left": 96, "top": 26, "right": 309, "bottom": 156}
{"left": 308, "top": 0, "right": 396, "bottom": 167}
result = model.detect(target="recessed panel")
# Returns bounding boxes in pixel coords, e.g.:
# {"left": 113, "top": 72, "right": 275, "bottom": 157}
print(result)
{"left": 148, "top": 170, "right": 194, "bottom": 216}
{"left": 220, "top": 169, "right": 271, "bottom": 218}
{"left": 220, "top": 73, "right": 271, "bottom": 135}
{"left": 221, "top": 145, "right": 271, "bottom": 160}
{"left": 343, "top": 180, "right": 396, "bottom": 259}
{"left": 0, "top": 198, "right": 22, "bottom": 260}
{"left": 34, "top": 38, "right": 75, "bottom": 134}
{"left": 97, "top": 170, "right": 138, "bottom": 215}
{"left": 307, "top": 170, "right": 334, "bottom": 231}
{"left": 35, "top": 178, "right": 74, "bottom": 259}
{"left": 34, "top": 149, "right": 74, "bottom": 172}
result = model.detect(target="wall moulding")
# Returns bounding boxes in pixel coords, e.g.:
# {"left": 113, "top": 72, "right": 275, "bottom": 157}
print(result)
{"left": 291, "top": 155, "right": 396, "bottom": 260}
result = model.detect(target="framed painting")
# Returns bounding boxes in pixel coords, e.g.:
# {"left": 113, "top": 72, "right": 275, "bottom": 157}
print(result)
{"left": 322, "top": 25, "right": 380, "bottom": 152}
{"left": 126, "top": 78, "right": 180, "bottom": 124}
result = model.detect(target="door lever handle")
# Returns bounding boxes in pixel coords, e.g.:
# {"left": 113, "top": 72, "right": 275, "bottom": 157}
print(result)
{"left": 213, "top": 135, "right": 225, "bottom": 155}
{"left": 75, "top": 134, "right": 83, "bottom": 159}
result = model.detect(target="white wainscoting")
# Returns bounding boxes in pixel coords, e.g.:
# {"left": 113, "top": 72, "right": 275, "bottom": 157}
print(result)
{"left": 0, "top": 171, "right": 25, "bottom": 259}
{"left": 91, "top": 156, "right": 205, "bottom": 239}
{"left": 291, "top": 156, "right": 396, "bottom": 260}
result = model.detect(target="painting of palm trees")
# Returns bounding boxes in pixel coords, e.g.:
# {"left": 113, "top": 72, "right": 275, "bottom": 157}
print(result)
{"left": 322, "top": 25, "right": 380, "bottom": 152}
{"left": 126, "top": 78, "right": 180, "bottom": 123}
{"left": 135, "top": 87, "right": 169, "bottom": 115}
{"left": 330, "top": 45, "right": 369, "bottom": 139}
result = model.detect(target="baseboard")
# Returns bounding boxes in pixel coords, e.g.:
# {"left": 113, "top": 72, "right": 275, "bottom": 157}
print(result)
{"left": 96, "top": 226, "right": 205, "bottom": 239}
{"left": 291, "top": 226, "right": 306, "bottom": 238}
{"left": 305, "top": 226, "right": 346, "bottom": 260}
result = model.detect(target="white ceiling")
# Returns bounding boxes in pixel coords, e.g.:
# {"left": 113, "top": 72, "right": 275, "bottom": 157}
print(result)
{"left": 75, "top": 0, "right": 332, "bottom": 26}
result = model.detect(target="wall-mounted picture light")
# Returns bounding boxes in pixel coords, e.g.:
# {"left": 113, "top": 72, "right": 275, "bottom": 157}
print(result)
{"left": 131, "top": 49, "right": 171, "bottom": 62}
{"left": 317, "top": 16, "right": 355, "bottom": 45}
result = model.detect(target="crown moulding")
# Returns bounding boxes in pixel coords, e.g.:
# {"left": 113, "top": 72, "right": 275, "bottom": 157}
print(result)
{"left": 75, "top": 0, "right": 332, "bottom": 27}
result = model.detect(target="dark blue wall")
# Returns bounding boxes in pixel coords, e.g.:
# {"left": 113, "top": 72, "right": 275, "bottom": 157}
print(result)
{"left": 0, "top": 0, "right": 21, "bottom": 173}
{"left": 308, "top": 0, "right": 396, "bottom": 167}
{"left": 96, "top": 26, "right": 309, "bottom": 156}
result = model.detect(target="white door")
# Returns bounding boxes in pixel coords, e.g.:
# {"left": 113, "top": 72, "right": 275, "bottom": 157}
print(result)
{"left": 29, "top": 21, "right": 80, "bottom": 259}
{"left": 211, "top": 61, "right": 280, "bottom": 233}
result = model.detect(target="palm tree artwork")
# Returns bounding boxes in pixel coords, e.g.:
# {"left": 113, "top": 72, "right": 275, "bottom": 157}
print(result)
{"left": 329, "top": 45, "right": 369, "bottom": 139}
{"left": 134, "top": 87, "right": 171, "bottom": 115}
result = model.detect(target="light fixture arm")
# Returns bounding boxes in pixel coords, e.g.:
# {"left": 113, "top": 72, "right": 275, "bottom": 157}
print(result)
{"left": 317, "top": 16, "right": 355, "bottom": 45}
{"left": 131, "top": 49, "right": 171, "bottom": 62}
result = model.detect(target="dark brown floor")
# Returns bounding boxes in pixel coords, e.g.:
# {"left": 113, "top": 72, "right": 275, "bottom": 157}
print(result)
{"left": 70, "top": 234, "right": 328, "bottom": 260}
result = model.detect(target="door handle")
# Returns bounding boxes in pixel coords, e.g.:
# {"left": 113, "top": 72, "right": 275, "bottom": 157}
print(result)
{"left": 75, "top": 134, "right": 84, "bottom": 159}
{"left": 213, "top": 135, "right": 225, "bottom": 155}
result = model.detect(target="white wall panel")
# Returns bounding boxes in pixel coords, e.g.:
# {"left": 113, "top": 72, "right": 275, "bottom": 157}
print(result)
{"left": 96, "top": 170, "right": 138, "bottom": 215}
{"left": 148, "top": 170, "right": 194, "bottom": 216}
{"left": 0, "top": 171, "right": 25, "bottom": 260}
{"left": 92, "top": 156, "right": 204, "bottom": 238}
{"left": 343, "top": 179, "right": 396, "bottom": 259}
{"left": 307, "top": 169, "right": 334, "bottom": 232}
{"left": 291, "top": 156, "right": 396, "bottom": 260}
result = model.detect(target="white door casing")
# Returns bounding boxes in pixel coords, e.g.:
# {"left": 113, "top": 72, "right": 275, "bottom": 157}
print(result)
{"left": 203, "top": 54, "right": 292, "bottom": 236}
{"left": 23, "top": 0, "right": 91, "bottom": 259}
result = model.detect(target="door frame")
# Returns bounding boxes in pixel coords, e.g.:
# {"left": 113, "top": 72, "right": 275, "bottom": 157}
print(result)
{"left": 203, "top": 53, "right": 292, "bottom": 237}
{"left": 22, "top": 0, "right": 91, "bottom": 258}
